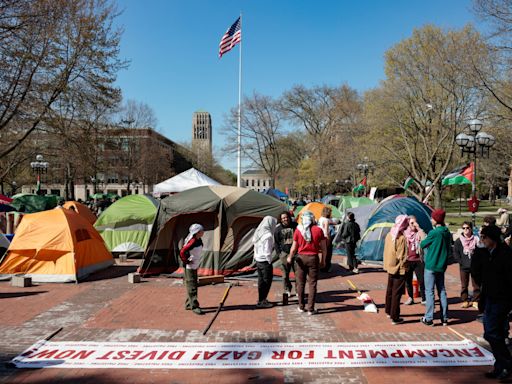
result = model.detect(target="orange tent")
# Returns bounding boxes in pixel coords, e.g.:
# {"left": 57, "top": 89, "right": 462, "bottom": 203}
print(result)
{"left": 296, "top": 202, "right": 327, "bottom": 223}
{"left": 0, "top": 209, "right": 113, "bottom": 283}
{"left": 63, "top": 201, "right": 96, "bottom": 225}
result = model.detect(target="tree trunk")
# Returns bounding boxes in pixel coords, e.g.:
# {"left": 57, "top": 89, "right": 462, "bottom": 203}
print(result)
{"left": 433, "top": 185, "right": 443, "bottom": 209}
{"left": 489, "top": 184, "right": 496, "bottom": 205}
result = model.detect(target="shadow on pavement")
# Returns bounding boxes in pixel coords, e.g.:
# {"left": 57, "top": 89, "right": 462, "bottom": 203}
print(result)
{"left": 0, "top": 291, "right": 48, "bottom": 299}
{"left": 81, "top": 265, "right": 138, "bottom": 282}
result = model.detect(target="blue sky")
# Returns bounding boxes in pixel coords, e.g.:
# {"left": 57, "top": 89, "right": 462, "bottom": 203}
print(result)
{"left": 115, "top": 0, "right": 479, "bottom": 172}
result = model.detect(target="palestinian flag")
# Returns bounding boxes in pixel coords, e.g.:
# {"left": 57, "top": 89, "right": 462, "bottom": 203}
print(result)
{"left": 442, "top": 163, "right": 474, "bottom": 186}
{"left": 403, "top": 176, "right": 414, "bottom": 191}
{"left": 353, "top": 176, "right": 367, "bottom": 193}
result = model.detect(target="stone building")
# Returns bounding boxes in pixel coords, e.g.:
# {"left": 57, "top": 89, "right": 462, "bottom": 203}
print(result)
{"left": 191, "top": 111, "right": 212, "bottom": 163}
{"left": 242, "top": 169, "right": 272, "bottom": 192}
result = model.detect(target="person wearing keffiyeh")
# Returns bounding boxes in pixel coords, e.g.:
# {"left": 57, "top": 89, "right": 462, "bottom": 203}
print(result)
{"left": 253, "top": 216, "right": 278, "bottom": 308}
{"left": 180, "top": 223, "right": 205, "bottom": 315}
{"left": 287, "top": 211, "right": 327, "bottom": 315}
{"left": 383, "top": 215, "right": 410, "bottom": 325}
{"left": 453, "top": 221, "right": 480, "bottom": 309}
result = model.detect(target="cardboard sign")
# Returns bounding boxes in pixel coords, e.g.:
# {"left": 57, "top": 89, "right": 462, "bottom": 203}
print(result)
{"left": 12, "top": 340, "right": 494, "bottom": 369}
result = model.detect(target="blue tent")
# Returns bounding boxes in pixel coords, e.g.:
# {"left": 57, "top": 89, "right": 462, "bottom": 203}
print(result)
{"left": 263, "top": 188, "right": 288, "bottom": 201}
{"left": 357, "top": 195, "right": 433, "bottom": 263}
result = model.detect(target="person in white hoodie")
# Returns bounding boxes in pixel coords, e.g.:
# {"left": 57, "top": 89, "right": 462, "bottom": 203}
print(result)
{"left": 253, "top": 216, "right": 278, "bottom": 308}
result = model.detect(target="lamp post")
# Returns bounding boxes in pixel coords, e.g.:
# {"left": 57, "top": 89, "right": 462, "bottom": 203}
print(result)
{"left": 30, "top": 154, "right": 49, "bottom": 195}
{"left": 10, "top": 181, "right": 17, "bottom": 195}
{"left": 356, "top": 156, "right": 375, "bottom": 196}
{"left": 455, "top": 119, "right": 496, "bottom": 227}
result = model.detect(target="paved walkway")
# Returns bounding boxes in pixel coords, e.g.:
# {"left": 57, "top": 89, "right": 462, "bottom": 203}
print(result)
{"left": 0, "top": 256, "right": 497, "bottom": 383}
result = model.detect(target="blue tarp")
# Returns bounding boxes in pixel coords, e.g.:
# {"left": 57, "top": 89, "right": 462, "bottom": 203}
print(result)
{"left": 263, "top": 188, "right": 288, "bottom": 200}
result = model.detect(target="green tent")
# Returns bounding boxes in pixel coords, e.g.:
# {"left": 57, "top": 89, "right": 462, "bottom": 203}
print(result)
{"left": 338, "top": 196, "right": 375, "bottom": 212}
{"left": 10, "top": 194, "right": 59, "bottom": 213}
{"left": 139, "top": 186, "right": 286, "bottom": 276}
{"left": 94, "top": 195, "right": 159, "bottom": 255}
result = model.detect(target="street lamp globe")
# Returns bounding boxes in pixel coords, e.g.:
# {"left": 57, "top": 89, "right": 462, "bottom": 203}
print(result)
{"left": 36, "top": 154, "right": 43, "bottom": 161}
{"left": 467, "top": 119, "right": 482, "bottom": 134}
{"left": 476, "top": 132, "right": 492, "bottom": 147}
{"left": 465, "top": 135, "right": 476, "bottom": 149}
{"left": 455, "top": 133, "right": 470, "bottom": 148}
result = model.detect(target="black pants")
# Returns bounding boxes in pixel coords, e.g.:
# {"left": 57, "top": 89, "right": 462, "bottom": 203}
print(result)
{"left": 256, "top": 261, "right": 273, "bottom": 303}
{"left": 321, "top": 240, "right": 333, "bottom": 272}
{"left": 459, "top": 269, "right": 480, "bottom": 303}
{"left": 346, "top": 242, "right": 357, "bottom": 270}
{"left": 405, "top": 260, "right": 425, "bottom": 301}
{"left": 385, "top": 273, "right": 405, "bottom": 321}
{"left": 279, "top": 253, "right": 295, "bottom": 292}
{"left": 484, "top": 298, "right": 512, "bottom": 373}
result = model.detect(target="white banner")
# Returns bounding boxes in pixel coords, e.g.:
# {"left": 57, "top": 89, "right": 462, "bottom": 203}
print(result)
{"left": 11, "top": 340, "right": 494, "bottom": 369}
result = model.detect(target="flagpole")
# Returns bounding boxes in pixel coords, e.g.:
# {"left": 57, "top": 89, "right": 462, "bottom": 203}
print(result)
{"left": 236, "top": 13, "right": 242, "bottom": 188}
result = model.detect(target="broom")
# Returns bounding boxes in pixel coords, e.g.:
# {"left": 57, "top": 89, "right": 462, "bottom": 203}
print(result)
{"left": 347, "top": 279, "right": 378, "bottom": 313}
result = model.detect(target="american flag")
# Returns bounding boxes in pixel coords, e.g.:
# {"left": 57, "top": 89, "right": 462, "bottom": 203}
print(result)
{"left": 219, "top": 17, "right": 241, "bottom": 58}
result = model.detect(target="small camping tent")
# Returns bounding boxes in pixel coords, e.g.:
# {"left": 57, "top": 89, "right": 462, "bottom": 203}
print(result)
{"left": 295, "top": 202, "right": 342, "bottom": 221}
{"left": 0, "top": 209, "right": 113, "bottom": 282}
{"left": 357, "top": 195, "right": 433, "bottom": 263}
{"left": 321, "top": 195, "right": 341, "bottom": 208}
{"left": 94, "top": 194, "right": 159, "bottom": 256}
{"left": 338, "top": 196, "right": 375, "bottom": 212}
{"left": 153, "top": 168, "right": 221, "bottom": 195}
{"left": 139, "top": 186, "right": 285, "bottom": 277}
{"left": 63, "top": 201, "right": 97, "bottom": 225}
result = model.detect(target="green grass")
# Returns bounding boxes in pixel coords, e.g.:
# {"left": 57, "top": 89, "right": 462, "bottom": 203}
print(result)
{"left": 444, "top": 200, "right": 507, "bottom": 214}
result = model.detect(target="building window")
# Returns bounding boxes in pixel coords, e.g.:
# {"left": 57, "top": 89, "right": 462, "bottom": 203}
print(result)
{"left": 257, "top": 179, "right": 260, "bottom": 187}
{"left": 251, "top": 180, "right": 255, "bottom": 187}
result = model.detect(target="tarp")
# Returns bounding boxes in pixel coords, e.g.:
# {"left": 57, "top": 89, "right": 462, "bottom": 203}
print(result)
{"left": 10, "top": 194, "right": 59, "bottom": 213}
{"left": 263, "top": 188, "right": 288, "bottom": 200}
{"left": 153, "top": 168, "right": 221, "bottom": 195}
{"left": 0, "top": 194, "right": 13, "bottom": 204}
{"left": 0, "top": 204, "right": 15, "bottom": 213}
{"left": 357, "top": 195, "right": 433, "bottom": 262}
{"left": 139, "top": 186, "right": 285, "bottom": 277}
{"left": 63, "top": 201, "right": 97, "bottom": 225}
{"left": 95, "top": 194, "right": 159, "bottom": 255}
{"left": 0, "top": 209, "right": 113, "bottom": 282}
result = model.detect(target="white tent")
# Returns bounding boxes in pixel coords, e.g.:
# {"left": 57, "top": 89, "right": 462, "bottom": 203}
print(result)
{"left": 153, "top": 168, "right": 221, "bottom": 195}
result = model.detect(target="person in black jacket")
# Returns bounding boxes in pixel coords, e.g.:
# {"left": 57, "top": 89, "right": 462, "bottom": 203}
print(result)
{"left": 453, "top": 221, "right": 480, "bottom": 309}
{"left": 341, "top": 212, "right": 361, "bottom": 273}
{"left": 473, "top": 225, "right": 512, "bottom": 380}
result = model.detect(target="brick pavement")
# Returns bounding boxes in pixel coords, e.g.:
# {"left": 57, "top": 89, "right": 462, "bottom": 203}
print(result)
{"left": 0, "top": 257, "right": 500, "bottom": 383}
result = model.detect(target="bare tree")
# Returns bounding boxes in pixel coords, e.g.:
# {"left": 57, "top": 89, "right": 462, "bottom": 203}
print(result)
{"left": 0, "top": 0, "right": 126, "bottom": 160}
{"left": 223, "top": 92, "right": 283, "bottom": 188}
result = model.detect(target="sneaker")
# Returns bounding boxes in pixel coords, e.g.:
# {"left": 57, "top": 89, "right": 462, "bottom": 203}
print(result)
{"left": 256, "top": 301, "right": 273, "bottom": 309}
{"left": 420, "top": 317, "right": 434, "bottom": 327}
{"left": 392, "top": 318, "right": 404, "bottom": 325}
{"left": 441, "top": 318, "right": 449, "bottom": 326}
{"left": 386, "top": 314, "right": 390, "bottom": 319}
{"left": 284, "top": 290, "right": 291, "bottom": 296}
{"left": 297, "top": 306, "right": 306, "bottom": 313}
{"left": 472, "top": 301, "right": 479, "bottom": 310}
{"left": 192, "top": 308, "right": 204, "bottom": 315}
{"left": 352, "top": 268, "right": 359, "bottom": 274}
{"left": 421, "top": 300, "right": 427, "bottom": 305}
{"left": 404, "top": 297, "right": 414, "bottom": 305}
{"left": 461, "top": 301, "right": 470, "bottom": 309}
{"left": 307, "top": 309, "right": 318, "bottom": 316}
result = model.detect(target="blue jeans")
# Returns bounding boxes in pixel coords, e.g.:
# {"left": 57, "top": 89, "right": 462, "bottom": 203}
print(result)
{"left": 424, "top": 269, "right": 448, "bottom": 321}
{"left": 484, "top": 298, "right": 512, "bottom": 372}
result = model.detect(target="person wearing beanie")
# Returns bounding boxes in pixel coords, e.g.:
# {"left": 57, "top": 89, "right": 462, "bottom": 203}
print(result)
{"left": 420, "top": 208, "right": 452, "bottom": 326}
{"left": 472, "top": 225, "right": 512, "bottom": 380}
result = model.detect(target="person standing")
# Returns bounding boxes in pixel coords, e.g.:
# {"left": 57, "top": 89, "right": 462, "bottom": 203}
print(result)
{"left": 179, "top": 224, "right": 205, "bottom": 315}
{"left": 420, "top": 209, "right": 451, "bottom": 326}
{"left": 404, "top": 215, "right": 427, "bottom": 305}
{"left": 287, "top": 210, "right": 327, "bottom": 315}
{"left": 453, "top": 221, "right": 480, "bottom": 309}
{"left": 318, "top": 206, "right": 339, "bottom": 272}
{"left": 341, "top": 212, "right": 361, "bottom": 273}
{"left": 497, "top": 208, "right": 510, "bottom": 231}
{"left": 253, "top": 216, "right": 278, "bottom": 309}
{"left": 275, "top": 211, "right": 297, "bottom": 295}
{"left": 473, "top": 225, "right": 512, "bottom": 380}
{"left": 383, "top": 215, "right": 409, "bottom": 325}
